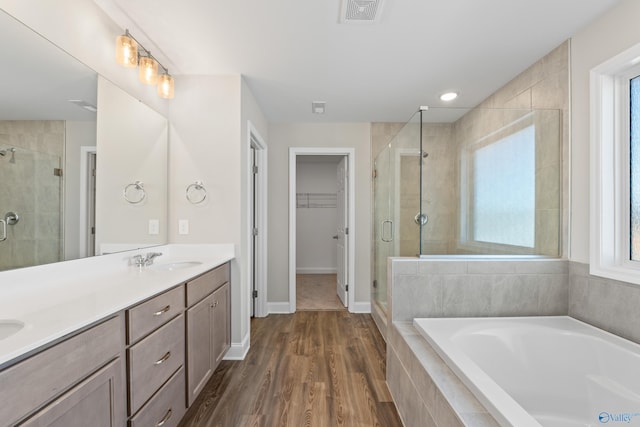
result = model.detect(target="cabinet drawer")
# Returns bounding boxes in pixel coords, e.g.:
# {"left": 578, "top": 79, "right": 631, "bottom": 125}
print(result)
{"left": 127, "top": 286, "right": 184, "bottom": 344}
{"left": 129, "top": 367, "right": 186, "bottom": 427}
{"left": 186, "top": 263, "right": 229, "bottom": 307}
{"left": 128, "top": 314, "right": 185, "bottom": 415}
{"left": 0, "top": 315, "right": 123, "bottom": 426}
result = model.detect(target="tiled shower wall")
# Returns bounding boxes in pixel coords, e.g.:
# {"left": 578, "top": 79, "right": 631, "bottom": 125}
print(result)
{"left": 0, "top": 121, "right": 64, "bottom": 270}
{"left": 371, "top": 42, "right": 569, "bottom": 258}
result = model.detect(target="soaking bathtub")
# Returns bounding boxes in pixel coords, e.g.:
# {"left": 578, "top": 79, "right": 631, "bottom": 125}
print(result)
{"left": 413, "top": 316, "right": 640, "bottom": 427}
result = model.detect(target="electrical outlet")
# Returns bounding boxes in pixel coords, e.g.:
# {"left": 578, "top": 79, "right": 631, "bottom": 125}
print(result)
{"left": 178, "top": 219, "right": 189, "bottom": 235}
{"left": 148, "top": 219, "right": 159, "bottom": 235}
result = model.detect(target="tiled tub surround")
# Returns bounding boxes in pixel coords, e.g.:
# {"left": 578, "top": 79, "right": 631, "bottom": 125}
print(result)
{"left": 388, "top": 257, "right": 569, "bottom": 324}
{"left": 386, "top": 257, "right": 569, "bottom": 426}
{"left": 569, "top": 261, "right": 640, "bottom": 345}
{"left": 0, "top": 243, "right": 234, "bottom": 368}
{"left": 388, "top": 321, "right": 500, "bottom": 427}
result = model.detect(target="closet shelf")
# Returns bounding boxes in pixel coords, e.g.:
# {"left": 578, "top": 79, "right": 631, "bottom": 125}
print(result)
{"left": 296, "top": 193, "right": 337, "bottom": 209}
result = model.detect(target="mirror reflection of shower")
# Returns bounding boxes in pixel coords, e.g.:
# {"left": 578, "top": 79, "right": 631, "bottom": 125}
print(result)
{"left": 0, "top": 147, "right": 16, "bottom": 164}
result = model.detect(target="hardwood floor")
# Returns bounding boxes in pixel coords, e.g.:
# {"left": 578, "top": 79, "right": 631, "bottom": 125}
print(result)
{"left": 296, "top": 274, "right": 345, "bottom": 311}
{"left": 178, "top": 311, "right": 402, "bottom": 427}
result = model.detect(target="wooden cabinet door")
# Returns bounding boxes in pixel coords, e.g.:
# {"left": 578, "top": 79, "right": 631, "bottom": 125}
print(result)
{"left": 186, "top": 294, "right": 214, "bottom": 407}
{"left": 212, "top": 282, "right": 230, "bottom": 367}
{"left": 19, "top": 359, "right": 124, "bottom": 427}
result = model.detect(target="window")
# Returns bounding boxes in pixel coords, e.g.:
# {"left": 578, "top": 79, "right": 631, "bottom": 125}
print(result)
{"left": 590, "top": 45, "right": 640, "bottom": 285}
{"left": 472, "top": 126, "right": 535, "bottom": 247}
{"left": 631, "top": 74, "right": 640, "bottom": 261}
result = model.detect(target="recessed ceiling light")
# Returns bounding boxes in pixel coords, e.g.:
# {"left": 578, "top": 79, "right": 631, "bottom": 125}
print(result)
{"left": 440, "top": 92, "right": 458, "bottom": 102}
{"left": 68, "top": 99, "right": 97, "bottom": 113}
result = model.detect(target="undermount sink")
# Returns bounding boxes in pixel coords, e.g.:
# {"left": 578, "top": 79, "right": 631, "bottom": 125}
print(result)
{"left": 0, "top": 320, "right": 25, "bottom": 341}
{"left": 150, "top": 261, "right": 203, "bottom": 271}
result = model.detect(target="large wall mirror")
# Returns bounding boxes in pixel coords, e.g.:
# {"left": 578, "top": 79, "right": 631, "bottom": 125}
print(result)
{"left": 0, "top": 10, "right": 168, "bottom": 271}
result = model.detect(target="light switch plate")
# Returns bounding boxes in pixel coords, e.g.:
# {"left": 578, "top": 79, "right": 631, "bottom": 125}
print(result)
{"left": 148, "top": 219, "right": 159, "bottom": 235}
{"left": 178, "top": 219, "right": 189, "bottom": 235}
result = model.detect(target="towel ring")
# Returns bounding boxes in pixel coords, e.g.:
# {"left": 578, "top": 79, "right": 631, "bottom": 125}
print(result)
{"left": 124, "top": 181, "right": 146, "bottom": 204}
{"left": 186, "top": 181, "right": 207, "bottom": 204}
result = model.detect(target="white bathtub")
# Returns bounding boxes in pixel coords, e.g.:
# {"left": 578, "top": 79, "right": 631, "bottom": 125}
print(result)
{"left": 413, "top": 316, "right": 640, "bottom": 427}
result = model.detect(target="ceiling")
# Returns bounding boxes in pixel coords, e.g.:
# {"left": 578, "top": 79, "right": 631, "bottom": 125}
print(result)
{"left": 0, "top": 10, "right": 97, "bottom": 121}
{"left": 98, "top": 0, "right": 621, "bottom": 123}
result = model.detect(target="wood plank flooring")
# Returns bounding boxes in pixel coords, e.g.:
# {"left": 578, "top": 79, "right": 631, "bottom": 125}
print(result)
{"left": 296, "top": 274, "right": 345, "bottom": 311}
{"left": 178, "top": 311, "right": 402, "bottom": 427}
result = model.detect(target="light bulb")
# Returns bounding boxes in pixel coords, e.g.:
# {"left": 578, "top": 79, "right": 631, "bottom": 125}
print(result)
{"left": 115, "top": 34, "right": 138, "bottom": 68}
{"left": 139, "top": 56, "right": 158, "bottom": 85}
{"left": 157, "top": 74, "right": 175, "bottom": 99}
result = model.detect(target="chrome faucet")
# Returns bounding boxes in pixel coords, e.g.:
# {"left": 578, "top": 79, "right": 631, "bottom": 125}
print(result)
{"left": 144, "top": 252, "right": 163, "bottom": 265}
{"left": 132, "top": 252, "right": 163, "bottom": 267}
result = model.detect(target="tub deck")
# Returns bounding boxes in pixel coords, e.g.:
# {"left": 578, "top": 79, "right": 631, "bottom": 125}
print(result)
{"left": 386, "top": 321, "right": 500, "bottom": 426}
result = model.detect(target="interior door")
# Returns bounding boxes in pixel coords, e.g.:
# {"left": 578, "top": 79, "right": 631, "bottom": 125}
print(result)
{"left": 336, "top": 156, "right": 348, "bottom": 306}
{"left": 87, "top": 152, "right": 97, "bottom": 257}
{"left": 251, "top": 146, "right": 257, "bottom": 317}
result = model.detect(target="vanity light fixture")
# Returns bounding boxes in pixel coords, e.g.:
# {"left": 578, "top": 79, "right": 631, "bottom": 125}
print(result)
{"left": 440, "top": 92, "right": 458, "bottom": 102}
{"left": 115, "top": 29, "right": 175, "bottom": 99}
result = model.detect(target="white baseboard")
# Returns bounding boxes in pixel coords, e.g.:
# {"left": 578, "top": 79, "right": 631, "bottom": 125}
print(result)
{"left": 296, "top": 268, "right": 337, "bottom": 274}
{"left": 350, "top": 301, "right": 371, "bottom": 313}
{"left": 268, "top": 302, "right": 292, "bottom": 314}
{"left": 223, "top": 332, "right": 250, "bottom": 360}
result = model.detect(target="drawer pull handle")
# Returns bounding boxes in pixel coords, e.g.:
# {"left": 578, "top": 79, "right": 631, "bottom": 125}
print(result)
{"left": 157, "top": 408, "right": 172, "bottom": 426}
{"left": 153, "top": 305, "right": 171, "bottom": 316}
{"left": 154, "top": 351, "right": 171, "bottom": 365}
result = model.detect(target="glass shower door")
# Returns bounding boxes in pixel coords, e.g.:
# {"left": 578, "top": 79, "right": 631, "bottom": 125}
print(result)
{"left": 373, "top": 146, "right": 392, "bottom": 311}
{"left": 373, "top": 112, "right": 422, "bottom": 312}
{"left": 0, "top": 146, "right": 62, "bottom": 270}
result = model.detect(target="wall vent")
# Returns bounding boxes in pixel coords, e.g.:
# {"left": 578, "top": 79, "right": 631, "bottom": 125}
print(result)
{"left": 340, "top": 0, "right": 384, "bottom": 24}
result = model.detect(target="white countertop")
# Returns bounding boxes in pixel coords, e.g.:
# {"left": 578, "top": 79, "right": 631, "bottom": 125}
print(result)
{"left": 0, "top": 244, "right": 235, "bottom": 368}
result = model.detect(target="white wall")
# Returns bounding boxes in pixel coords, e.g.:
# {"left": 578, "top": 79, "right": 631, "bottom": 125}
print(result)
{"left": 95, "top": 77, "right": 168, "bottom": 251}
{"left": 169, "top": 75, "right": 245, "bottom": 348}
{"left": 296, "top": 160, "right": 338, "bottom": 273}
{"left": 168, "top": 75, "right": 268, "bottom": 355}
{"left": 267, "top": 123, "right": 371, "bottom": 305}
{"left": 570, "top": 0, "right": 640, "bottom": 263}
{"left": 64, "top": 120, "right": 96, "bottom": 260}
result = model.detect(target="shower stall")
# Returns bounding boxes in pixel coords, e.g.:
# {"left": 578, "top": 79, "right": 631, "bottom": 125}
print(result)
{"left": 372, "top": 107, "right": 563, "bottom": 313}
{"left": 0, "top": 145, "right": 63, "bottom": 271}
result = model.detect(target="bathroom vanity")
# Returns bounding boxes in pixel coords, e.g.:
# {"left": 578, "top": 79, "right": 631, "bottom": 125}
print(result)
{"left": 0, "top": 244, "right": 233, "bottom": 427}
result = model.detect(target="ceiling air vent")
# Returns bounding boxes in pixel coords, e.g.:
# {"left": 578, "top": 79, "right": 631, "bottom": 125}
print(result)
{"left": 340, "top": 0, "right": 384, "bottom": 24}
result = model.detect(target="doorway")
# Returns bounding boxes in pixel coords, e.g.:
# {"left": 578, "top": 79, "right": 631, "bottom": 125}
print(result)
{"left": 79, "top": 147, "right": 97, "bottom": 258}
{"left": 288, "top": 148, "right": 355, "bottom": 313}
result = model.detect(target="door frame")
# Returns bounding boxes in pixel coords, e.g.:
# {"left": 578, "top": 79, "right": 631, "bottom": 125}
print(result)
{"left": 247, "top": 121, "right": 268, "bottom": 317}
{"left": 79, "top": 146, "right": 97, "bottom": 258}
{"left": 288, "top": 147, "right": 356, "bottom": 313}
